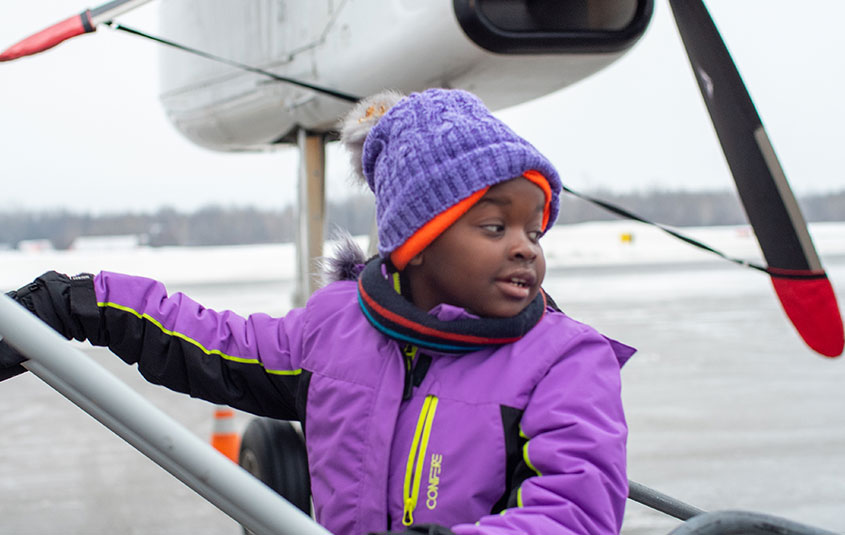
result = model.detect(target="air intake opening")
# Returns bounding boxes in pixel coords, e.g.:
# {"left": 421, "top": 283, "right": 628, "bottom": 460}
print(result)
{"left": 453, "top": 0, "right": 653, "bottom": 54}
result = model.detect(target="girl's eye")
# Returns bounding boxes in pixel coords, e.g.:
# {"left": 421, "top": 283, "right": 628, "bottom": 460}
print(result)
{"left": 481, "top": 224, "right": 505, "bottom": 234}
{"left": 528, "top": 230, "right": 543, "bottom": 243}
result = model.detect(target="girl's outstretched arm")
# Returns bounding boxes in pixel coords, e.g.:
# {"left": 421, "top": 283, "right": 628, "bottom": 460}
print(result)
{"left": 4, "top": 270, "right": 306, "bottom": 420}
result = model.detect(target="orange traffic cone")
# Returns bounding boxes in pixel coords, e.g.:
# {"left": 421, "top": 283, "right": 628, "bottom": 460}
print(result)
{"left": 211, "top": 405, "right": 241, "bottom": 463}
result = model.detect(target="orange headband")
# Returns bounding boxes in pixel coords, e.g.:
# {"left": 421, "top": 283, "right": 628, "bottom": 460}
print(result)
{"left": 389, "top": 171, "right": 553, "bottom": 270}
{"left": 522, "top": 170, "right": 552, "bottom": 230}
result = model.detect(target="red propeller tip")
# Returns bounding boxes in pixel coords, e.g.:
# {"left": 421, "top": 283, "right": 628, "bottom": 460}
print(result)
{"left": 0, "top": 13, "right": 93, "bottom": 62}
{"left": 771, "top": 275, "right": 844, "bottom": 357}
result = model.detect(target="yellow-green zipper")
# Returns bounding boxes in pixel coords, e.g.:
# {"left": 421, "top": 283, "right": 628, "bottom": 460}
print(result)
{"left": 402, "top": 345, "right": 418, "bottom": 400}
{"left": 402, "top": 394, "right": 439, "bottom": 526}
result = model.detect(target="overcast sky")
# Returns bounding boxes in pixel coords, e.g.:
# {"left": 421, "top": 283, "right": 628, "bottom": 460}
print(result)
{"left": 1, "top": 1, "right": 843, "bottom": 214}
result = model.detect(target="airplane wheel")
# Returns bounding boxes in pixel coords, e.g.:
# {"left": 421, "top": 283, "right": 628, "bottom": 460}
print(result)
{"left": 238, "top": 417, "right": 311, "bottom": 515}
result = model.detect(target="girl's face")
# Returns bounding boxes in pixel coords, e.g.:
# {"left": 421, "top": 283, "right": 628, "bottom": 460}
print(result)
{"left": 406, "top": 177, "right": 547, "bottom": 318}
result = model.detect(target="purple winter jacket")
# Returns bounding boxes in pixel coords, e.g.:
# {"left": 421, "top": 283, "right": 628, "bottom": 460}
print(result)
{"left": 89, "top": 271, "right": 633, "bottom": 535}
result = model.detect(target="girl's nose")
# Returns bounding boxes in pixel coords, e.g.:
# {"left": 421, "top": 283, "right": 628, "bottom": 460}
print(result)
{"left": 508, "top": 231, "right": 538, "bottom": 261}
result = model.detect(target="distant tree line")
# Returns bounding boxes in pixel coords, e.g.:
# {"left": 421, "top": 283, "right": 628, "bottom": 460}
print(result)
{"left": 0, "top": 196, "right": 377, "bottom": 250}
{"left": 556, "top": 189, "right": 845, "bottom": 226}
{"left": 1, "top": 190, "right": 842, "bottom": 250}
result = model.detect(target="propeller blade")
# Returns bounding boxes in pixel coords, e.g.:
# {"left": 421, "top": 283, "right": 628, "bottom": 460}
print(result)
{"left": 668, "top": 0, "right": 843, "bottom": 357}
{"left": 0, "top": 0, "right": 154, "bottom": 62}
{"left": 0, "top": 11, "right": 95, "bottom": 62}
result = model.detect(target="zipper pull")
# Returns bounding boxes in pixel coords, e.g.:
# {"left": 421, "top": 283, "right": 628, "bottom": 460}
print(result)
{"left": 402, "top": 498, "right": 415, "bottom": 526}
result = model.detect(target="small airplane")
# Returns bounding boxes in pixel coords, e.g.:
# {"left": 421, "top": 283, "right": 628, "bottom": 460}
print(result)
{"left": 1, "top": 1, "right": 842, "bottom": 534}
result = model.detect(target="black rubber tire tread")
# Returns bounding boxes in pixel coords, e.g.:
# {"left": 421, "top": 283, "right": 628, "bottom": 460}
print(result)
{"left": 238, "top": 417, "right": 311, "bottom": 513}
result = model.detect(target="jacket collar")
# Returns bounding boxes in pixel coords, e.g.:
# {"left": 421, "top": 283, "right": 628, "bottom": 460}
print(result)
{"left": 356, "top": 257, "right": 546, "bottom": 353}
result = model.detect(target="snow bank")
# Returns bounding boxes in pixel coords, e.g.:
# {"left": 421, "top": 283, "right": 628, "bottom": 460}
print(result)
{"left": 1, "top": 222, "right": 842, "bottom": 290}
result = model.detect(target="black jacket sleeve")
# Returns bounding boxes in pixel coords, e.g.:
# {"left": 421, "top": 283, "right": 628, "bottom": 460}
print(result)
{"left": 0, "top": 272, "right": 94, "bottom": 381}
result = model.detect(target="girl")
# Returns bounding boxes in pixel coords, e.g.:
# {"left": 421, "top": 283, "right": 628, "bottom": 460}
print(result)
{"left": 0, "top": 88, "right": 634, "bottom": 535}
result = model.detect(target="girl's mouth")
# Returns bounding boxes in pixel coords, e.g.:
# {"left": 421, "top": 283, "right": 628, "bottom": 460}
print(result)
{"left": 496, "top": 277, "right": 532, "bottom": 299}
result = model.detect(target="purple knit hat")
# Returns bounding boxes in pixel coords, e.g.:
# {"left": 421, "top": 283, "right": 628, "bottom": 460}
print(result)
{"left": 341, "top": 88, "right": 561, "bottom": 264}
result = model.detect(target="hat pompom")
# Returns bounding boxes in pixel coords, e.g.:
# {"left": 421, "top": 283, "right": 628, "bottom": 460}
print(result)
{"left": 339, "top": 90, "right": 405, "bottom": 183}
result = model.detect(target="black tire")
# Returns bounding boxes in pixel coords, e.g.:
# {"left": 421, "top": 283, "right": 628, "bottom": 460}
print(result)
{"left": 238, "top": 417, "right": 311, "bottom": 514}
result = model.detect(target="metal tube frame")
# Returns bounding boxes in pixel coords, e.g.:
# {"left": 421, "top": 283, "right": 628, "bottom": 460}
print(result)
{"left": 628, "top": 479, "right": 704, "bottom": 520}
